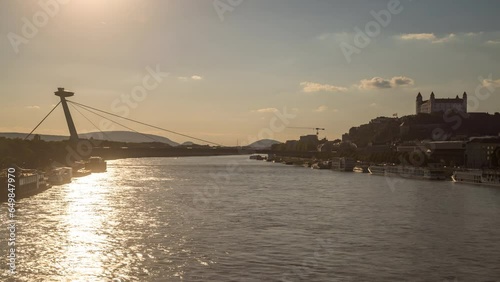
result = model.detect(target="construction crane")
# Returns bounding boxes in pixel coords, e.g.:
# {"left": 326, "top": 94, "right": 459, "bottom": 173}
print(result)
{"left": 287, "top": 127, "right": 326, "bottom": 136}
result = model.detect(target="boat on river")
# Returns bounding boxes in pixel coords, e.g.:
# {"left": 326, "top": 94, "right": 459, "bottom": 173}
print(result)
{"left": 331, "top": 157, "right": 356, "bottom": 172}
{"left": 249, "top": 154, "right": 265, "bottom": 160}
{"left": 85, "top": 156, "right": 107, "bottom": 172}
{"left": 0, "top": 167, "right": 51, "bottom": 201}
{"left": 48, "top": 167, "right": 72, "bottom": 185}
{"left": 452, "top": 169, "right": 500, "bottom": 187}
{"left": 368, "top": 165, "right": 386, "bottom": 176}
{"left": 369, "top": 164, "right": 446, "bottom": 180}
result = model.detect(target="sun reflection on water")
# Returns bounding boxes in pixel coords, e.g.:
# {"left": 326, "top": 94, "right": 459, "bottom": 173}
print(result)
{"left": 55, "top": 172, "right": 115, "bottom": 280}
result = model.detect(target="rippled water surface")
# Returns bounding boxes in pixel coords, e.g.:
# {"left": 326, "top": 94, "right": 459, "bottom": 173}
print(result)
{"left": 2, "top": 156, "right": 500, "bottom": 281}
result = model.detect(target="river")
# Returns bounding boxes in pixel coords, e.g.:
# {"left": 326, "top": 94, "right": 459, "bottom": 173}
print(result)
{"left": 1, "top": 155, "right": 500, "bottom": 281}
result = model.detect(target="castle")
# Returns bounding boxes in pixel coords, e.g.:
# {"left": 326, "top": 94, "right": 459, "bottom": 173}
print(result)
{"left": 416, "top": 92, "right": 467, "bottom": 114}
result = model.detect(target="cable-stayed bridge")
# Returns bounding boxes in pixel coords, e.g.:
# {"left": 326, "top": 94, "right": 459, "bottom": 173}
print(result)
{"left": 24, "top": 88, "right": 257, "bottom": 162}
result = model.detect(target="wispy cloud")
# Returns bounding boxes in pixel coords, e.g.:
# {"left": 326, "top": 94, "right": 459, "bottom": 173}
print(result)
{"left": 485, "top": 40, "right": 500, "bottom": 45}
{"left": 254, "top": 108, "right": 278, "bottom": 113}
{"left": 482, "top": 77, "right": 500, "bottom": 88}
{"left": 314, "top": 105, "right": 328, "bottom": 112}
{"left": 465, "top": 32, "right": 483, "bottom": 37}
{"left": 398, "top": 33, "right": 456, "bottom": 44}
{"left": 178, "top": 75, "right": 203, "bottom": 82}
{"left": 400, "top": 33, "right": 436, "bottom": 41}
{"left": 300, "top": 82, "right": 347, "bottom": 93}
{"left": 25, "top": 105, "right": 40, "bottom": 110}
{"left": 358, "top": 76, "right": 414, "bottom": 90}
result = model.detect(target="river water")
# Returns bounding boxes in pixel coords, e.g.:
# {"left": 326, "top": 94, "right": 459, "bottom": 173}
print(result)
{"left": 1, "top": 155, "right": 500, "bottom": 281}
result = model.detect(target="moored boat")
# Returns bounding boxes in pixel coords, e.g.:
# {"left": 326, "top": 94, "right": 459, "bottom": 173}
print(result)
{"left": 368, "top": 165, "right": 386, "bottom": 176}
{"left": 249, "top": 154, "right": 265, "bottom": 160}
{"left": 311, "top": 160, "right": 332, "bottom": 169}
{"left": 331, "top": 157, "right": 356, "bottom": 172}
{"left": 48, "top": 167, "right": 72, "bottom": 185}
{"left": 85, "top": 156, "right": 107, "bottom": 172}
{"left": 0, "top": 167, "right": 51, "bottom": 201}
{"left": 385, "top": 165, "right": 446, "bottom": 180}
{"left": 73, "top": 168, "right": 92, "bottom": 178}
{"left": 452, "top": 169, "right": 500, "bottom": 187}
{"left": 353, "top": 164, "right": 369, "bottom": 173}
{"left": 368, "top": 164, "right": 446, "bottom": 180}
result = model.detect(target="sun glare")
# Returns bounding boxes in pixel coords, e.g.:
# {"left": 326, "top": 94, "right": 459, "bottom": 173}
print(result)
{"left": 67, "top": 0, "right": 143, "bottom": 24}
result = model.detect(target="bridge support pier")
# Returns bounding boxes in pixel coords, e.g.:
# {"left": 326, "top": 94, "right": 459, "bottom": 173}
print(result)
{"left": 54, "top": 87, "right": 79, "bottom": 142}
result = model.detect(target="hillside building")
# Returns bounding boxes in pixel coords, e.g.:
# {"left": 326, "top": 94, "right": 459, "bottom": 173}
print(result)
{"left": 416, "top": 92, "right": 467, "bottom": 114}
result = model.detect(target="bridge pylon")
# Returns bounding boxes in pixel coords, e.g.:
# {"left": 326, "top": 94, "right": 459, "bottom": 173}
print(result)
{"left": 54, "top": 87, "right": 79, "bottom": 142}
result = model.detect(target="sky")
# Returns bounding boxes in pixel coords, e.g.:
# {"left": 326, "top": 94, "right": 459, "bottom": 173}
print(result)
{"left": 1, "top": 0, "right": 500, "bottom": 146}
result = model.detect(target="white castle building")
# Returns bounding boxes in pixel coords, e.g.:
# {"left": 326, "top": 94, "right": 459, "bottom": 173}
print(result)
{"left": 416, "top": 92, "right": 467, "bottom": 114}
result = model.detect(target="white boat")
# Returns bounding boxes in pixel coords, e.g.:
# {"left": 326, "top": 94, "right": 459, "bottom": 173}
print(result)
{"left": 452, "top": 169, "right": 500, "bottom": 187}
{"left": 85, "top": 156, "right": 107, "bottom": 172}
{"left": 368, "top": 165, "right": 386, "bottom": 176}
{"left": 48, "top": 167, "right": 72, "bottom": 185}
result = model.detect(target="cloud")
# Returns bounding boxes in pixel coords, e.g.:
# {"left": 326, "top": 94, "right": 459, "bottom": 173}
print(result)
{"left": 482, "top": 78, "right": 500, "bottom": 88}
{"left": 358, "top": 76, "right": 414, "bottom": 90}
{"left": 485, "top": 40, "right": 500, "bottom": 45}
{"left": 359, "top": 77, "right": 392, "bottom": 89}
{"left": 369, "top": 103, "right": 377, "bottom": 107}
{"left": 25, "top": 106, "right": 40, "bottom": 110}
{"left": 398, "top": 33, "right": 456, "bottom": 43}
{"left": 400, "top": 33, "right": 436, "bottom": 41}
{"left": 466, "top": 32, "right": 483, "bottom": 37}
{"left": 432, "top": 33, "right": 456, "bottom": 43}
{"left": 391, "top": 76, "right": 414, "bottom": 86}
{"left": 254, "top": 108, "right": 278, "bottom": 113}
{"left": 300, "top": 82, "right": 347, "bottom": 93}
{"left": 314, "top": 105, "right": 328, "bottom": 112}
{"left": 178, "top": 75, "right": 203, "bottom": 82}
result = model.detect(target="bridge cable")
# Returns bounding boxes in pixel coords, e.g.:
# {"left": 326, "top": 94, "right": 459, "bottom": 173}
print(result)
{"left": 68, "top": 103, "right": 112, "bottom": 141}
{"left": 67, "top": 100, "right": 223, "bottom": 146}
{"left": 71, "top": 103, "right": 163, "bottom": 143}
{"left": 24, "top": 102, "right": 61, "bottom": 140}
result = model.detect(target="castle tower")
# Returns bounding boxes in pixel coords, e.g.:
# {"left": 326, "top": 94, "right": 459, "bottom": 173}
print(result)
{"left": 430, "top": 92, "right": 435, "bottom": 112}
{"left": 416, "top": 92, "right": 423, "bottom": 114}
{"left": 463, "top": 92, "right": 467, "bottom": 113}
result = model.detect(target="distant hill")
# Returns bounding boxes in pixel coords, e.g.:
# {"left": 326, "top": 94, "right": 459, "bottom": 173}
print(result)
{"left": 247, "top": 139, "right": 282, "bottom": 149}
{"left": 80, "top": 131, "right": 179, "bottom": 146}
{"left": 0, "top": 133, "right": 68, "bottom": 142}
{"left": 0, "top": 131, "right": 180, "bottom": 146}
